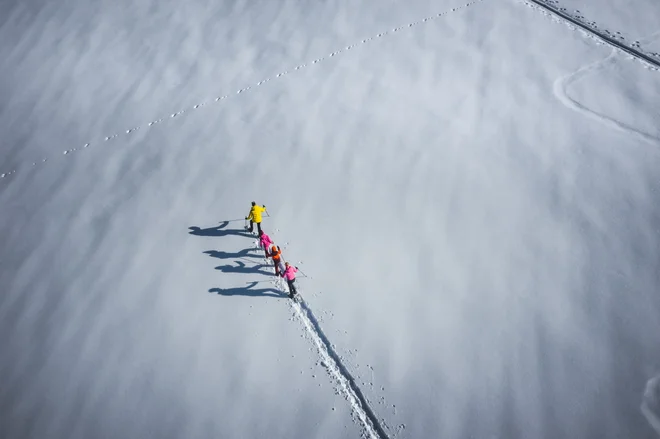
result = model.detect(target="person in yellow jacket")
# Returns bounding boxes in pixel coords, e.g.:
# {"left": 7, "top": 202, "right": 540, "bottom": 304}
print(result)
{"left": 245, "top": 201, "right": 267, "bottom": 234}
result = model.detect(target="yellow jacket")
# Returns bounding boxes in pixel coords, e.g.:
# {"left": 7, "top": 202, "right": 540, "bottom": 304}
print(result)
{"left": 246, "top": 205, "right": 266, "bottom": 223}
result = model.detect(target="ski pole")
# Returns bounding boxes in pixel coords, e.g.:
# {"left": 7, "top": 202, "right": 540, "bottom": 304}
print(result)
{"left": 292, "top": 261, "right": 310, "bottom": 279}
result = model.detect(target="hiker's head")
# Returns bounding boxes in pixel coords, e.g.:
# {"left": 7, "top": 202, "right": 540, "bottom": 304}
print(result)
{"left": 258, "top": 230, "right": 263, "bottom": 236}
{"left": 251, "top": 201, "right": 256, "bottom": 206}
{"left": 285, "top": 262, "right": 290, "bottom": 267}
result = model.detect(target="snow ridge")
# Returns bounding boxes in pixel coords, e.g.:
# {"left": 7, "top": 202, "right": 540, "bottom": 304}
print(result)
{"left": 525, "top": 0, "right": 660, "bottom": 69}
{"left": 0, "top": 0, "right": 486, "bottom": 181}
{"left": 288, "top": 294, "right": 391, "bottom": 439}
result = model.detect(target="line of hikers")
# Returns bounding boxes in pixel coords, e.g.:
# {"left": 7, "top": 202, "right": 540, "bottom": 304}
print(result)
{"left": 246, "top": 201, "right": 299, "bottom": 299}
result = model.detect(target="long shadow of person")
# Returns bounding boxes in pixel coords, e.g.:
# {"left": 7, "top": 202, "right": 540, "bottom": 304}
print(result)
{"left": 189, "top": 221, "right": 253, "bottom": 238}
{"left": 209, "top": 282, "right": 285, "bottom": 298}
{"left": 204, "top": 249, "right": 261, "bottom": 260}
{"left": 215, "top": 260, "right": 274, "bottom": 276}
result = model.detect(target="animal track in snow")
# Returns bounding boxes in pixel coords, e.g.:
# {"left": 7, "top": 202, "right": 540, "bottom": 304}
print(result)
{"left": 0, "top": 0, "right": 486, "bottom": 181}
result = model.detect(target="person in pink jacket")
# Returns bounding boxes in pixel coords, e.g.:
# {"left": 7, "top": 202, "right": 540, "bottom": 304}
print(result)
{"left": 282, "top": 262, "right": 299, "bottom": 299}
{"left": 258, "top": 230, "right": 273, "bottom": 258}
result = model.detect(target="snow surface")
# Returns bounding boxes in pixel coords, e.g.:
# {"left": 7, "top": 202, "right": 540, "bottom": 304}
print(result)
{"left": 643, "top": 375, "right": 660, "bottom": 435}
{"left": 1, "top": 0, "right": 660, "bottom": 438}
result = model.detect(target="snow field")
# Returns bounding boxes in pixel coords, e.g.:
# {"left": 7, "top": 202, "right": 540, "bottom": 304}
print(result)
{"left": 1, "top": 0, "right": 660, "bottom": 437}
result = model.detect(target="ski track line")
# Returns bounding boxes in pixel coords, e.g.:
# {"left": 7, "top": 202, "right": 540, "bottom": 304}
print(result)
{"left": 0, "top": 0, "right": 487, "bottom": 181}
{"left": 251, "top": 238, "right": 391, "bottom": 439}
{"left": 523, "top": 0, "right": 660, "bottom": 70}
{"left": 291, "top": 297, "right": 389, "bottom": 439}
{"left": 553, "top": 33, "right": 660, "bottom": 147}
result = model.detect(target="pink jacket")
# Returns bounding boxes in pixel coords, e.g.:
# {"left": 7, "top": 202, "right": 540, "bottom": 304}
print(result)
{"left": 260, "top": 233, "right": 273, "bottom": 250}
{"left": 282, "top": 266, "right": 298, "bottom": 281}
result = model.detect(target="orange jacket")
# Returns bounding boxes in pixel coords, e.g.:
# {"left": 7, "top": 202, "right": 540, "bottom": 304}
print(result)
{"left": 270, "top": 246, "right": 282, "bottom": 262}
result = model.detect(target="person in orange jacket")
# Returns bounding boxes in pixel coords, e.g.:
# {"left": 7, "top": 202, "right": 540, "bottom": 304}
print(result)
{"left": 245, "top": 201, "right": 267, "bottom": 234}
{"left": 269, "top": 245, "right": 285, "bottom": 276}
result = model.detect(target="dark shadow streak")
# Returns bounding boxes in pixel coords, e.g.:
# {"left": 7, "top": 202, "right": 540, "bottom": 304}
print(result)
{"left": 189, "top": 221, "right": 253, "bottom": 238}
{"left": 527, "top": 0, "right": 660, "bottom": 68}
{"left": 204, "top": 249, "right": 260, "bottom": 260}
{"left": 215, "top": 260, "right": 274, "bottom": 276}
{"left": 209, "top": 282, "right": 285, "bottom": 298}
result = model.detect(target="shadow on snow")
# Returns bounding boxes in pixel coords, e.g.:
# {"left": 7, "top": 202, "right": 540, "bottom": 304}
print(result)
{"left": 190, "top": 221, "right": 279, "bottom": 297}
{"left": 204, "top": 249, "right": 261, "bottom": 260}
{"left": 215, "top": 260, "right": 274, "bottom": 276}
{"left": 209, "top": 281, "right": 285, "bottom": 298}
{"left": 189, "top": 221, "right": 253, "bottom": 238}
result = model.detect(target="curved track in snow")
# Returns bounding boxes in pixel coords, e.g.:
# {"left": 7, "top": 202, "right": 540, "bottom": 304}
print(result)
{"left": 553, "top": 31, "right": 660, "bottom": 147}
{"left": 553, "top": 52, "right": 660, "bottom": 146}
{"left": 642, "top": 375, "right": 660, "bottom": 435}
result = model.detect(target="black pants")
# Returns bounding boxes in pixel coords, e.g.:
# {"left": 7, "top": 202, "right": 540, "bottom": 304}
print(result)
{"left": 287, "top": 279, "right": 297, "bottom": 297}
{"left": 249, "top": 220, "right": 262, "bottom": 234}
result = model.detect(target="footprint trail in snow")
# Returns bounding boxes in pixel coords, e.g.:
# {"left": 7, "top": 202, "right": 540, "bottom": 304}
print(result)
{"left": 250, "top": 237, "right": 391, "bottom": 439}
{"left": 1, "top": 0, "right": 486, "bottom": 181}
